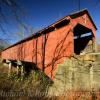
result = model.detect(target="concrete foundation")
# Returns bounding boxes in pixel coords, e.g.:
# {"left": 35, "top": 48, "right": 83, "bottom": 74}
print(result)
{"left": 16, "top": 61, "right": 25, "bottom": 78}
{"left": 48, "top": 57, "right": 100, "bottom": 96}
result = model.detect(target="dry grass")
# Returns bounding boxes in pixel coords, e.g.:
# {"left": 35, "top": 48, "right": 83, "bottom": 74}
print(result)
{"left": 0, "top": 62, "right": 51, "bottom": 100}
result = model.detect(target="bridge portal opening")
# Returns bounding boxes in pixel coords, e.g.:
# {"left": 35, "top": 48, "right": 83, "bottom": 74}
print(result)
{"left": 73, "top": 24, "right": 93, "bottom": 55}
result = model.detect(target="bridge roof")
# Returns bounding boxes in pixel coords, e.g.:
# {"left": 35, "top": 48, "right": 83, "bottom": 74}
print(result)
{"left": 3, "top": 9, "right": 97, "bottom": 51}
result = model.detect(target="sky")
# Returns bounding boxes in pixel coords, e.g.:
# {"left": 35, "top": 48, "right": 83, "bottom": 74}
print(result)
{"left": 0, "top": 0, "right": 100, "bottom": 44}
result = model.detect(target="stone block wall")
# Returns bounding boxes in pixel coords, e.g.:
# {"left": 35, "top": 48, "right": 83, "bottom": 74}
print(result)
{"left": 48, "top": 56, "right": 100, "bottom": 96}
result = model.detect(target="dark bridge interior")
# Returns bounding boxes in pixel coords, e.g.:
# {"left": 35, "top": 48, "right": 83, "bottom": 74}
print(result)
{"left": 73, "top": 24, "right": 93, "bottom": 55}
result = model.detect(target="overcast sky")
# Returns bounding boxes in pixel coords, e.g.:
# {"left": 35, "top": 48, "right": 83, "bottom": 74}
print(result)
{"left": 0, "top": 0, "right": 100, "bottom": 44}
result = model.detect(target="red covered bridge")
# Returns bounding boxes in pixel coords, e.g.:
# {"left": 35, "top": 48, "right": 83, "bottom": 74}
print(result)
{"left": 1, "top": 9, "right": 97, "bottom": 80}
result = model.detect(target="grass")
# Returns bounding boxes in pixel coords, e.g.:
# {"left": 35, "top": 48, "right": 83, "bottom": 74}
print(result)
{"left": 0, "top": 62, "right": 52, "bottom": 100}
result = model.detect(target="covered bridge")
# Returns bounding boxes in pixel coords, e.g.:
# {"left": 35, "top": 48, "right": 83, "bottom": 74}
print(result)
{"left": 1, "top": 9, "right": 97, "bottom": 80}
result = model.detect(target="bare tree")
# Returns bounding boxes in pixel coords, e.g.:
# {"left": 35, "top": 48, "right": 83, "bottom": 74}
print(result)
{"left": 0, "top": 0, "right": 30, "bottom": 43}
